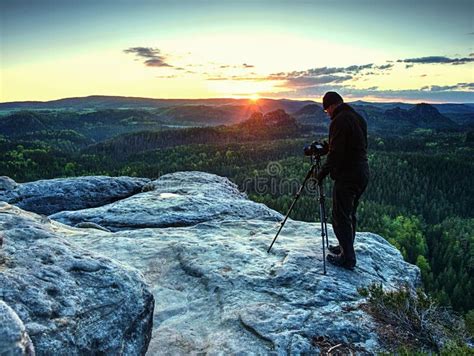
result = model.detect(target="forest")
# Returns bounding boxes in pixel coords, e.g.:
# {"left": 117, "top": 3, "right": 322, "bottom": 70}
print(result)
{"left": 0, "top": 107, "right": 473, "bottom": 327}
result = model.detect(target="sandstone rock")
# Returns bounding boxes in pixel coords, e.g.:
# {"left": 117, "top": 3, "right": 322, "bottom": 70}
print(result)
{"left": 51, "top": 171, "right": 281, "bottom": 231}
{"left": 68, "top": 219, "right": 420, "bottom": 354}
{"left": 0, "top": 301, "right": 35, "bottom": 355}
{"left": 74, "top": 222, "right": 111, "bottom": 232}
{"left": 0, "top": 176, "right": 18, "bottom": 192}
{"left": 0, "top": 176, "right": 150, "bottom": 215}
{"left": 0, "top": 202, "right": 154, "bottom": 355}
{"left": 47, "top": 171, "right": 421, "bottom": 354}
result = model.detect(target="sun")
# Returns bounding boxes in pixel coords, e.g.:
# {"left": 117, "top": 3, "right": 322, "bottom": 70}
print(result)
{"left": 249, "top": 94, "right": 260, "bottom": 102}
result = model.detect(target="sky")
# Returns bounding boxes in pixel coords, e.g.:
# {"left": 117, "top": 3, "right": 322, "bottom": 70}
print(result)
{"left": 1, "top": 0, "right": 473, "bottom": 103}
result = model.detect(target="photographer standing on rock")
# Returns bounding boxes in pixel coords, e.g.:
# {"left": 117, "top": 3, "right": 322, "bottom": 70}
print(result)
{"left": 317, "top": 92, "right": 369, "bottom": 270}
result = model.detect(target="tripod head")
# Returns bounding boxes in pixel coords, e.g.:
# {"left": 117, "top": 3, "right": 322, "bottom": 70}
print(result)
{"left": 304, "top": 140, "right": 328, "bottom": 157}
{"left": 310, "top": 153, "right": 323, "bottom": 164}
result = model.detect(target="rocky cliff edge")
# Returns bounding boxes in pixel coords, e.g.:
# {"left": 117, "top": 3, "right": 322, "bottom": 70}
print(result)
{"left": 0, "top": 172, "right": 420, "bottom": 354}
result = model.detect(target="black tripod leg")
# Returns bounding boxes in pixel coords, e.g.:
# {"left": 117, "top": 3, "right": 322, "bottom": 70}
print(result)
{"left": 321, "top": 191, "right": 329, "bottom": 248}
{"left": 318, "top": 183, "right": 327, "bottom": 274}
{"left": 267, "top": 165, "right": 316, "bottom": 253}
{"left": 325, "top": 219, "right": 329, "bottom": 248}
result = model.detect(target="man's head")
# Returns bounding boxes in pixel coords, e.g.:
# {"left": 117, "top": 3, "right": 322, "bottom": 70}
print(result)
{"left": 322, "top": 91, "right": 343, "bottom": 118}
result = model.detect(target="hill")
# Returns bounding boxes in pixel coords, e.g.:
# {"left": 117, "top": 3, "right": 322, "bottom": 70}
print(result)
{"left": 291, "top": 103, "right": 459, "bottom": 134}
{"left": 291, "top": 104, "right": 327, "bottom": 127}
{"left": 0, "top": 109, "right": 167, "bottom": 142}
{"left": 0, "top": 95, "right": 314, "bottom": 113}
{"left": 85, "top": 109, "right": 301, "bottom": 157}
{"left": 356, "top": 103, "right": 459, "bottom": 134}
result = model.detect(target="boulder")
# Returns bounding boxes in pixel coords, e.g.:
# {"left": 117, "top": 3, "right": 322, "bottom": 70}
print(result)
{"left": 0, "top": 176, "right": 19, "bottom": 192}
{"left": 51, "top": 171, "right": 281, "bottom": 231}
{"left": 68, "top": 219, "right": 420, "bottom": 354}
{"left": 0, "top": 202, "right": 154, "bottom": 355}
{"left": 0, "top": 176, "right": 150, "bottom": 215}
{"left": 49, "top": 171, "right": 420, "bottom": 354}
{"left": 74, "top": 221, "right": 111, "bottom": 232}
{"left": 0, "top": 301, "right": 35, "bottom": 355}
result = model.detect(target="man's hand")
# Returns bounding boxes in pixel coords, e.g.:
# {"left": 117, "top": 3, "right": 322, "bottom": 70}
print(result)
{"left": 322, "top": 140, "right": 329, "bottom": 155}
{"left": 316, "top": 140, "right": 330, "bottom": 184}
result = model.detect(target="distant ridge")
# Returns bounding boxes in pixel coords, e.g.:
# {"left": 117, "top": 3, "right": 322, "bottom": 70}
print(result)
{"left": 0, "top": 95, "right": 248, "bottom": 110}
{"left": 1, "top": 95, "right": 473, "bottom": 130}
{"left": 0, "top": 95, "right": 314, "bottom": 111}
{"left": 2, "top": 95, "right": 473, "bottom": 115}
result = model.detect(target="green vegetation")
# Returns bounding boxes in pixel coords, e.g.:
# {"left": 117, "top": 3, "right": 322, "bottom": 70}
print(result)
{"left": 0, "top": 109, "right": 168, "bottom": 141}
{"left": 359, "top": 283, "right": 471, "bottom": 354}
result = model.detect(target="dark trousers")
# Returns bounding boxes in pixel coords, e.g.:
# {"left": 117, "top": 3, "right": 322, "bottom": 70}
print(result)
{"left": 332, "top": 166, "right": 369, "bottom": 264}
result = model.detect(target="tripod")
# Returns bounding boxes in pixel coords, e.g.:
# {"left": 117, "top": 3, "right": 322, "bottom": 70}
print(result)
{"left": 267, "top": 154, "right": 330, "bottom": 274}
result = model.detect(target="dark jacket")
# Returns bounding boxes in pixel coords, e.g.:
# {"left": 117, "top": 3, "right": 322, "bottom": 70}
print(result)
{"left": 318, "top": 103, "right": 368, "bottom": 181}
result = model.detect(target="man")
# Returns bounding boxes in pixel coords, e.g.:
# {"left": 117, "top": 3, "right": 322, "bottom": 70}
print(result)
{"left": 317, "top": 92, "right": 369, "bottom": 270}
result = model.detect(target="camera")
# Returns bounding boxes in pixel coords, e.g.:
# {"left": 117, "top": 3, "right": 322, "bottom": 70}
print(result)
{"left": 303, "top": 140, "right": 328, "bottom": 156}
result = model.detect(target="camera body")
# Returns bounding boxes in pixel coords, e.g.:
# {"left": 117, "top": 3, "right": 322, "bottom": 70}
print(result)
{"left": 304, "top": 140, "right": 328, "bottom": 157}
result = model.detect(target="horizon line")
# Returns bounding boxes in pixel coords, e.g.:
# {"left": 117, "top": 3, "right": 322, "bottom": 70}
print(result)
{"left": 1, "top": 94, "right": 473, "bottom": 106}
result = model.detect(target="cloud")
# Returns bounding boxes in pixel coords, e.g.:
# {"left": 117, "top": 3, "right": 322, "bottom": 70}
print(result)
{"left": 206, "top": 75, "right": 267, "bottom": 81}
{"left": 459, "top": 82, "right": 474, "bottom": 90}
{"left": 427, "top": 82, "right": 474, "bottom": 91}
{"left": 205, "top": 72, "right": 352, "bottom": 87}
{"left": 429, "top": 84, "right": 460, "bottom": 91}
{"left": 260, "top": 63, "right": 389, "bottom": 90}
{"left": 345, "top": 64, "right": 373, "bottom": 72}
{"left": 305, "top": 67, "right": 344, "bottom": 75}
{"left": 201, "top": 56, "right": 472, "bottom": 102}
{"left": 144, "top": 58, "right": 172, "bottom": 67}
{"left": 124, "top": 47, "right": 158, "bottom": 58}
{"left": 273, "top": 63, "right": 374, "bottom": 79}
{"left": 124, "top": 47, "right": 172, "bottom": 67}
{"left": 213, "top": 63, "right": 255, "bottom": 70}
{"left": 398, "top": 56, "right": 474, "bottom": 65}
{"left": 282, "top": 75, "right": 352, "bottom": 88}
{"left": 155, "top": 75, "right": 178, "bottom": 79}
{"left": 206, "top": 76, "right": 229, "bottom": 81}
{"left": 414, "top": 82, "right": 474, "bottom": 92}
{"left": 261, "top": 85, "right": 474, "bottom": 102}
{"left": 275, "top": 77, "right": 474, "bottom": 101}
{"left": 376, "top": 64, "right": 394, "bottom": 70}
{"left": 204, "top": 61, "right": 392, "bottom": 90}
{"left": 203, "top": 61, "right": 387, "bottom": 85}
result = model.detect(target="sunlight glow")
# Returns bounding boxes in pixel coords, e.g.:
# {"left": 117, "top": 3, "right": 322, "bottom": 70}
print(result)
{"left": 206, "top": 79, "right": 278, "bottom": 98}
{"left": 250, "top": 94, "right": 260, "bottom": 102}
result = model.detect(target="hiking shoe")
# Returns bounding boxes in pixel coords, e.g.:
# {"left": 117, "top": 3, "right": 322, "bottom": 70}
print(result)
{"left": 328, "top": 244, "right": 341, "bottom": 254}
{"left": 326, "top": 254, "right": 356, "bottom": 271}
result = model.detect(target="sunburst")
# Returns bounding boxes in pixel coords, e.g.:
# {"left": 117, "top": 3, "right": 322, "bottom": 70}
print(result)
{"left": 249, "top": 94, "right": 259, "bottom": 102}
